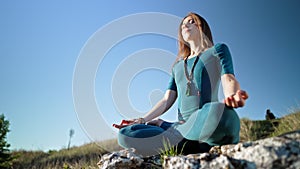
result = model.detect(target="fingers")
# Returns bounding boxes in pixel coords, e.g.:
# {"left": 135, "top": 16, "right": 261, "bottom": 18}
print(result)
{"left": 120, "top": 120, "right": 133, "bottom": 125}
{"left": 224, "top": 96, "right": 238, "bottom": 108}
{"left": 147, "top": 119, "right": 164, "bottom": 126}
{"left": 112, "top": 119, "right": 133, "bottom": 129}
{"left": 146, "top": 120, "right": 157, "bottom": 126}
{"left": 237, "top": 90, "right": 249, "bottom": 100}
{"left": 234, "top": 91, "right": 245, "bottom": 107}
{"left": 113, "top": 119, "right": 143, "bottom": 129}
{"left": 224, "top": 90, "right": 248, "bottom": 108}
{"left": 112, "top": 124, "right": 120, "bottom": 129}
{"left": 112, "top": 123, "right": 128, "bottom": 129}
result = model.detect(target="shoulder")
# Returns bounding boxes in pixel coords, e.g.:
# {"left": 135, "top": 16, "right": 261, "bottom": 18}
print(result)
{"left": 172, "top": 58, "right": 183, "bottom": 68}
{"left": 214, "top": 43, "right": 230, "bottom": 53}
{"left": 211, "top": 43, "right": 232, "bottom": 58}
{"left": 201, "top": 43, "right": 230, "bottom": 57}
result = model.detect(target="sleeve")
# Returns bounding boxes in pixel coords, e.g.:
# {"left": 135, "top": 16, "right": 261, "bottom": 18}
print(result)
{"left": 167, "top": 70, "right": 177, "bottom": 91}
{"left": 215, "top": 43, "right": 235, "bottom": 75}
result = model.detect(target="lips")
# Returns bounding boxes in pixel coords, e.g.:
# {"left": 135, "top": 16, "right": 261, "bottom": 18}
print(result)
{"left": 182, "top": 28, "right": 190, "bottom": 33}
{"left": 183, "top": 29, "right": 192, "bottom": 35}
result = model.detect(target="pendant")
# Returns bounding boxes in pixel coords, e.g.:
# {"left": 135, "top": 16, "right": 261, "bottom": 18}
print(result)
{"left": 186, "top": 81, "right": 191, "bottom": 96}
{"left": 186, "top": 81, "right": 200, "bottom": 96}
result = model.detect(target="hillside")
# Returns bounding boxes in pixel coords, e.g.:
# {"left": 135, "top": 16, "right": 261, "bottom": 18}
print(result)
{"left": 240, "top": 110, "right": 300, "bottom": 142}
{"left": 11, "top": 139, "right": 121, "bottom": 169}
{"left": 10, "top": 110, "right": 300, "bottom": 169}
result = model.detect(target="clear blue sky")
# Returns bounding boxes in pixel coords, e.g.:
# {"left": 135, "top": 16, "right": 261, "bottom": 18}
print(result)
{"left": 1, "top": 0, "right": 300, "bottom": 151}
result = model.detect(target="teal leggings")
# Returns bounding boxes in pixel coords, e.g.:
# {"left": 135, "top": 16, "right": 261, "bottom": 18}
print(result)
{"left": 118, "top": 102, "right": 240, "bottom": 156}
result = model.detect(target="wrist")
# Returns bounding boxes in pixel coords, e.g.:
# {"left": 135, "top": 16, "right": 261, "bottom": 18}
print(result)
{"left": 135, "top": 117, "right": 146, "bottom": 124}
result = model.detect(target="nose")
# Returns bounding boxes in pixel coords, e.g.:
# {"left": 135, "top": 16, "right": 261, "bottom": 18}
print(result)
{"left": 182, "top": 23, "right": 189, "bottom": 30}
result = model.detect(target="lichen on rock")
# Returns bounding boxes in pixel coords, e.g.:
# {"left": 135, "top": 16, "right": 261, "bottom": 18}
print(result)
{"left": 97, "top": 148, "right": 144, "bottom": 169}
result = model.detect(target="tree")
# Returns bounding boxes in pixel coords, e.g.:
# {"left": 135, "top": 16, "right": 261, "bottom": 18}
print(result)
{"left": 67, "top": 129, "right": 75, "bottom": 150}
{"left": 0, "top": 114, "right": 12, "bottom": 168}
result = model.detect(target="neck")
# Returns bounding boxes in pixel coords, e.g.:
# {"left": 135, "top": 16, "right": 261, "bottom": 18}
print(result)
{"left": 188, "top": 39, "right": 202, "bottom": 58}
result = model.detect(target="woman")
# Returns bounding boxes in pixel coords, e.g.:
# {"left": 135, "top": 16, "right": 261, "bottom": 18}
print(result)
{"left": 113, "top": 12, "right": 248, "bottom": 156}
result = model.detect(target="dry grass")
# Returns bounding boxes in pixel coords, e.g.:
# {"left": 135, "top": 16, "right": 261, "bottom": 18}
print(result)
{"left": 11, "top": 109, "right": 300, "bottom": 168}
{"left": 240, "top": 109, "right": 300, "bottom": 142}
{"left": 239, "top": 118, "right": 254, "bottom": 142}
{"left": 271, "top": 109, "right": 300, "bottom": 137}
{"left": 11, "top": 139, "right": 121, "bottom": 169}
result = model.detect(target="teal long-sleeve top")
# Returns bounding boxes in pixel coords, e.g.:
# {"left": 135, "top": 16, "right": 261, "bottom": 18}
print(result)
{"left": 168, "top": 43, "right": 235, "bottom": 122}
{"left": 117, "top": 43, "right": 240, "bottom": 152}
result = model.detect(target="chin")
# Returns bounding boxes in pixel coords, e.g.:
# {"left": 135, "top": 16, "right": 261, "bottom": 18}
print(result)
{"left": 182, "top": 35, "right": 191, "bottom": 41}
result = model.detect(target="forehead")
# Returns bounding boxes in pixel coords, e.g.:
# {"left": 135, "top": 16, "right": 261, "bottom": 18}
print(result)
{"left": 182, "top": 16, "right": 193, "bottom": 23}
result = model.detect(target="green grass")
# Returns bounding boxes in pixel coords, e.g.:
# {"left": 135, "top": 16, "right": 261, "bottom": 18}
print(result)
{"left": 158, "top": 138, "right": 187, "bottom": 165}
{"left": 159, "top": 138, "right": 186, "bottom": 157}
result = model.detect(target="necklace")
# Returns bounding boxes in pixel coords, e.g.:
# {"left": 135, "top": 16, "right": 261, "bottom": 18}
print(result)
{"left": 184, "top": 55, "right": 200, "bottom": 96}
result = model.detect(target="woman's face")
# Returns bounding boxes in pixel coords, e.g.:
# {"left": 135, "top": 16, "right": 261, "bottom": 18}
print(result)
{"left": 181, "top": 16, "right": 200, "bottom": 42}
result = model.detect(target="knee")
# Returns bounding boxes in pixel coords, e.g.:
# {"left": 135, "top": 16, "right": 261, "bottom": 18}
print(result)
{"left": 117, "top": 127, "right": 131, "bottom": 148}
{"left": 119, "top": 125, "right": 132, "bottom": 137}
{"left": 118, "top": 125, "right": 142, "bottom": 138}
{"left": 222, "top": 107, "right": 240, "bottom": 129}
{"left": 119, "top": 124, "right": 165, "bottom": 138}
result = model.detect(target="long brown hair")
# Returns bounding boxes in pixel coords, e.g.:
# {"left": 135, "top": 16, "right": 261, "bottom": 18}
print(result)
{"left": 176, "top": 12, "right": 214, "bottom": 61}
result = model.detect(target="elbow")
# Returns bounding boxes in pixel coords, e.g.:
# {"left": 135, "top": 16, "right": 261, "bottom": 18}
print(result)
{"left": 222, "top": 74, "right": 238, "bottom": 84}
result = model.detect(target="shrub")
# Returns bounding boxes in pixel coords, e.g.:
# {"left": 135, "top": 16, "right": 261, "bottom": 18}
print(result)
{"left": 0, "top": 114, "right": 13, "bottom": 168}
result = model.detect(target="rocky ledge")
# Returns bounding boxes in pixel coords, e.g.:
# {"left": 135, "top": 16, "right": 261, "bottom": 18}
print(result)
{"left": 97, "top": 130, "right": 300, "bottom": 169}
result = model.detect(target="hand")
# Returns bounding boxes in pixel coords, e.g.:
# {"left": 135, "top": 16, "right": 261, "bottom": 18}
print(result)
{"left": 223, "top": 90, "right": 248, "bottom": 108}
{"left": 112, "top": 119, "right": 133, "bottom": 129}
{"left": 146, "top": 119, "right": 164, "bottom": 127}
{"left": 112, "top": 118, "right": 146, "bottom": 129}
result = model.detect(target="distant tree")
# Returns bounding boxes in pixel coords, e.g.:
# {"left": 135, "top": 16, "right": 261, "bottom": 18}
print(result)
{"left": 67, "top": 129, "right": 75, "bottom": 150}
{"left": 0, "top": 114, "right": 12, "bottom": 168}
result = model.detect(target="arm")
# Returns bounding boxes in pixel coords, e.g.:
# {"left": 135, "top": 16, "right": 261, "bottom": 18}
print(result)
{"left": 143, "top": 89, "right": 177, "bottom": 122}
{"left": 221, "top": 74, "right": 248, "bottom": 108}
{"left": 113, "top": 89, "right": 177, "bottom": 129}
{"left": 215, "top": 43, "right": 248, "bottom": 108}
